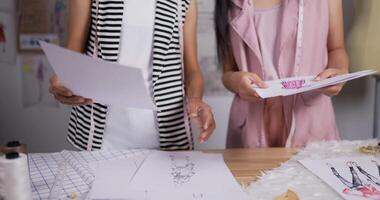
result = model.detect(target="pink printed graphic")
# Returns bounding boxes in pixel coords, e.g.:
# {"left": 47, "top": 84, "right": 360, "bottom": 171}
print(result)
{"left": 281, "top": 80, "right": 306, "bottom": 89}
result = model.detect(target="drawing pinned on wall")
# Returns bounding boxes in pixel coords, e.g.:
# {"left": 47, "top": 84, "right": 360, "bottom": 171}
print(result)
{"left": 0, "top": 20, "right": 6, "bottom": 52}
{"left": 49, "top": 0, "right": 69, "bottom": 46}
{"left": 0, "top": 12, "right": 16, "bottom": 64}
{"left": 300, "top": 156, "right": 380, "bottom": 200}
{"left": 19, "top": 54, "right": 59, "bottom": 108}
{"left": 17, "top": 0, "right": 68, "bottom": 51}
{"left": 19, "top": 34, "right": 59, "bottom": 51}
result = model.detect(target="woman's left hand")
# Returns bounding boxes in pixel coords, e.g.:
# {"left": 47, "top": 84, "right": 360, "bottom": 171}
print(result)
{"left": 187, "top": 98, "right": 216, "bottom": 144}
{"left": 314, "top": 68, "right": 348, "bottom": 97}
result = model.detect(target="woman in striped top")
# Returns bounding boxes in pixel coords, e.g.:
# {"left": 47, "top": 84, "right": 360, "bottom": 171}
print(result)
{"left": 49, "top": 0, "right": 216, "bottom": 151}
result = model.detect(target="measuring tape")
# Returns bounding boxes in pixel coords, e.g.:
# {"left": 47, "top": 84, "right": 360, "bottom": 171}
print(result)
{"left": 284, "top": 0, "right": 305, "bottom": 148}
{"left": 294, "top": 0, "right": 305, "bottom": 76}
{"left": 176, "top": 0, "right": 194, "bottom": 150}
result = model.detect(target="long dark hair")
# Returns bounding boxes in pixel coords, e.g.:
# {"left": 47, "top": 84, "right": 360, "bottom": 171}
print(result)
{"left": 214, "top": 0, "right": 232, "bottom": 66}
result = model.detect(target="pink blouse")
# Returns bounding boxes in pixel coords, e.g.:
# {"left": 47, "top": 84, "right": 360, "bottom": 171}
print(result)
{"left": 254, "top": 3, "right": 290, "bottom": 147}
{"left": 227, "top": 0, "right": 339, "bottom": 148}
{"left": 254, "top": 3, "right": 283, "bottom": 81}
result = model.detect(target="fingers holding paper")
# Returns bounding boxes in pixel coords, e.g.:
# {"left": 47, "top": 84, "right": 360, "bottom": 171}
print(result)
{"left": 49, "top": 75, "right": 93, "bottom": 106}
{"left": 314, "top": 68, "right": 347, "bottom": 96}
{"left": 187, "top": 99, "right": 216, "bottom": 144}
{"left": 235, "top": 72, "right": 267, "bottom": 102}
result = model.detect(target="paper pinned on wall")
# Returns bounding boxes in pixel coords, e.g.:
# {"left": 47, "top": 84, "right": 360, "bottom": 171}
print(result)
{"left": 18, "top": 0, "right": 50, "bottom": 34}
{"left": 48, "top": 0, "right": 69, "bottom": 46}
{"left": 18, "top": 0, "right": 51, "bottom": 51}
{"left": 0, "top": 11, "right": 16, "bottom": 64}
{"left": 19, "top": 34, "right": 59, "bottom": 51}
{"left": 300, "top": 156, "right": 380, "bottom": 200}
{"left": 254, "top": 70, "right": 377, "bottom": 99}
{"left": 19, "top": 54, "right": 59, "bottom": 108}
{"left": 17, "top": 0, "right": 69, "bottom": 50}
{"left": 40, "top": 41, "right": 157, "bottom": 110}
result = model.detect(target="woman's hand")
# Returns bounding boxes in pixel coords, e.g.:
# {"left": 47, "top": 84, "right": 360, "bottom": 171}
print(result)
{"left": 231, "top": 72, "right": 267, "bottom": 102}
{"left": 50, "top": 0, "right": 92, "bottom": 106}
{"left": 49, "top": 75, "right": 92, "bottom": 106}
{"left": 182, "top": 0, "right": 215, "bottom": 143}
{"left": 187, "top": 98, "right": 216, "bottom": 144}
{"left": 316, "top": 0, "right": 349, "bottom": 97}
{"left": 314, "top": 68, "right": 347, "bottom": 96}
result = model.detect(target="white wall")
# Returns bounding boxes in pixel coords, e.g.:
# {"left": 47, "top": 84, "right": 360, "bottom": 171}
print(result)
{"left": 333, "top": 78, "right": 377, "bottom": 140}
{"left": 0, "top": 0, "right": 14, "bottom": 12}
{"left": 0, "top": 0, "right": 74, "bottom": 152}
{"left": 0, "top": 0, "right": 378, "bottom": 153}
{"left": 0, "top": 62, "right": 75, "bottom": 152}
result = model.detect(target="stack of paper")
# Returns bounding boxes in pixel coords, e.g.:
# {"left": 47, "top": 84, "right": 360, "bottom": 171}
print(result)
{"left": 89, "top": 151, "right": 249, "bottom": 200}
{"left": 255, "top": 70, "right": 377, "bottom": 98}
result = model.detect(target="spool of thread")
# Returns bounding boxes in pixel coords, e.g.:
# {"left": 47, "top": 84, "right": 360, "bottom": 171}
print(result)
{"left": 0, "top": 141, "right": 28, "bottom": 155}
{"left": 0, "top": 152, "right": 32, "bottom": 200}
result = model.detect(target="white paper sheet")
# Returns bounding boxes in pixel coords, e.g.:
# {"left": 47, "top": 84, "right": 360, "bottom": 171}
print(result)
{"left": 144, "top": 191, "right": 248, "bottom": 200}
{"left": 90, "top": 156, "right": 147, "bottom": 200}
{"left": 300, "top": 156, "right": 380, "bottom": 200}
{"left": 128, "top": 151, "right": 249, "bottom": 200}
{"left": 255, "top": 70, "right": 377, "bottom": 98}
{"left": 40, "top": 41, "right": 157, "bottom": 110}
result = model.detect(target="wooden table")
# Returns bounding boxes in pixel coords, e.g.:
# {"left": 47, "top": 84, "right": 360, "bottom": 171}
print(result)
{"left": 204, "top": 148, "right": 298, "bottom": 186}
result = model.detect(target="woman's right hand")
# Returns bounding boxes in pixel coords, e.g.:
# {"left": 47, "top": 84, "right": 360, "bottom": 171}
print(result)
{"left": 49, "top": 75, "right": 92, "bottom": 106}
{"left": 231, "top": 72, "right": 267, "bottom": 102}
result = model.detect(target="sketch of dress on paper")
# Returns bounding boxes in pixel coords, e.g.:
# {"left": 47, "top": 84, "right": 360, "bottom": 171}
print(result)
{"left": 0, "top": 20, "right": 6, "bottom": 53}
{"left": 328, "top": 161, "right": 380, "bottom": 199}
{"left": 49, "top": 0, "right": 68, "bottom": 46}
{"left": 0, "top": 12, "right": 16, "bottom": 64}
{"left": 170, "top": 155, "right": 196, "bottom": 185}
{"left": 122, "top": 151, "right": 249, "bottom": 200}
{"left": 192, "top": 193, "right": 204, "bottom": 199}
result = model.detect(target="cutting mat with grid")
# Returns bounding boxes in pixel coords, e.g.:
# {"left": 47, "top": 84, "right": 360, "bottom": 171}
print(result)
{"left": 28, "top": 150, "right": 149, "bottom": 200}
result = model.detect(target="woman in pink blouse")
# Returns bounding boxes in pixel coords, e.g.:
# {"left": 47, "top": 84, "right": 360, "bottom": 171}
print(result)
{"left": 215, "top": 0, "right": 349, "bottom": 148}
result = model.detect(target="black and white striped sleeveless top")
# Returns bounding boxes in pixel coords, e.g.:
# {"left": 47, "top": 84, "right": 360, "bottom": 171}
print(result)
{"left": 67, "top": 0, "right": 193, "bottom": 151}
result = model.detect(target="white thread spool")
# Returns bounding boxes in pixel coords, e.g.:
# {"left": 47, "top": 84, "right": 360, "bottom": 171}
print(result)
{"left": 0, "top": 152, "right": 32, "bottom": 200}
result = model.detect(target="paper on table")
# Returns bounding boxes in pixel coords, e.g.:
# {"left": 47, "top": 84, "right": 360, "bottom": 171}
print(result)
{"left": 299, "top": 156, "right": 380, "bottom": 200}
{"left": 144, "top": 191, "right": 249, "bottom": 200}
{"left": 89, "top": 156, "right": 148, "bottom": 200}
{"left": 40, "top": 41, "right": 157, "bottom": 110}
{"left": 128, "top": 151, "right": 249, "bottom": 200}
{"left": 255, "top": 70, "right": 377, "bottom": 98}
